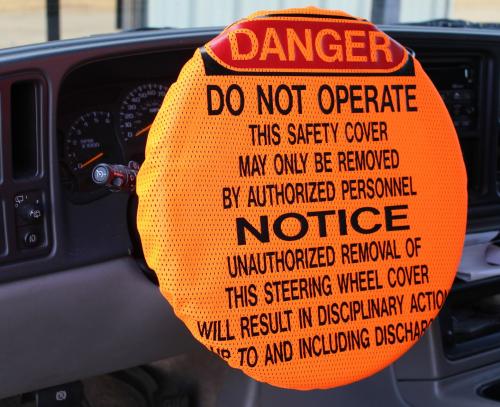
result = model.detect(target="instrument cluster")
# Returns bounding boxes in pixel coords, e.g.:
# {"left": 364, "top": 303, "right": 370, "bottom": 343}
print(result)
{"left": 59, "top": 82, "right": 169, "bottom": 201}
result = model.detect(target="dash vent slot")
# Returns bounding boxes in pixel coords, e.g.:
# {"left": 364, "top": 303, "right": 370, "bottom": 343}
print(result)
{"left": 10, "top": 80, "right": 40, "bottom": 179}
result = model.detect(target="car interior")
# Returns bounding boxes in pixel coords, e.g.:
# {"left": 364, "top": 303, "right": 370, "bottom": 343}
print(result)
{"left": 1, "top": 2, "right": 500, "bottom": 406}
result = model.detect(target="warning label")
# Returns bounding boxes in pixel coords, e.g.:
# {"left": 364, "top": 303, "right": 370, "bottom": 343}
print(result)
{"left": 137, "top": 7, "right": 467, "bottom": 390}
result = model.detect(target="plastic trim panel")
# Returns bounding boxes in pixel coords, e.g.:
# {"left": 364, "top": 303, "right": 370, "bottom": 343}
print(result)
{"left": 0, "top": 257, "right": 198, "bottom": 398}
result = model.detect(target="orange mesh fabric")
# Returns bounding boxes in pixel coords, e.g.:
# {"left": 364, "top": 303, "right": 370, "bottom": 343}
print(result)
{"left": 137, "top": 7, "right": 467, "bottom": 390}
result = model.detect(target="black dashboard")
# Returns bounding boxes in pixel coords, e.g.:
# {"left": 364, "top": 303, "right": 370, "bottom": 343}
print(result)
{"left": 0, "top": 25, "right": 500, "bottom": 402}
{"left": 56, "top": 32, "right": 497, "bottom": 219}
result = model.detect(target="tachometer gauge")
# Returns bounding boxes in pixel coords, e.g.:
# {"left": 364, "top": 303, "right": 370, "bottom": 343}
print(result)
{"left": 119, "top": 83, "right": 168, "bottom": 161}
{"left": 63, "top": 111, "right": 122, "bottom": 194}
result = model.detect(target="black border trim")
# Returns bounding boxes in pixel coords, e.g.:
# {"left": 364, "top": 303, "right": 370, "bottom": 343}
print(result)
{"left": 200, "top": 47, "right": 415, "bottom": 77}
{"left": 256, "top": 13, "right": 362, "bottom": 21}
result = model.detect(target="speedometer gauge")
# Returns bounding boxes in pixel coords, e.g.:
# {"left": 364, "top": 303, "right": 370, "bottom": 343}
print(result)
{"left": 119, "top": 83, "right": 168, "bottom": 161}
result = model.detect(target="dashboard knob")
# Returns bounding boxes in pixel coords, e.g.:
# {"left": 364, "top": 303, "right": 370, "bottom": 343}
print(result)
{"left": 19, "top": 204, "right": 43, "bottom": 222}
{"left": 92, "top": 164, "right": 111, "bottom": 185}
{"left": 91, "top": 162, "right": 139, "bottom": 192}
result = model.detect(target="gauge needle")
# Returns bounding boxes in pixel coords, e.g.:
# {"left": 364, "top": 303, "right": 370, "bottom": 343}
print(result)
{"left": 134, "top": 123, "right": 152, "bottom": 138}
{"left": 80, "top": 152, "right": 104, "bottom": 169}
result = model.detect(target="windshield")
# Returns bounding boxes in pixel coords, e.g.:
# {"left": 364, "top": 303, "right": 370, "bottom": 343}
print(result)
{"left": 1, "top": 0, "right": 499, "bottom": 49}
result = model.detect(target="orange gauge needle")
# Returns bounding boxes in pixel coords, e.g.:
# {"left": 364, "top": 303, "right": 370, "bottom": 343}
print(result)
{"left": 80, "top": 152, "right": 104, "bottom": 169}
{"left": 134, "top": 123, "right": 152, "bottom": 138}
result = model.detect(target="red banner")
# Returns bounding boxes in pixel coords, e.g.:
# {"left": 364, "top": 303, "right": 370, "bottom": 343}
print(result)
{"left": 206, "top": 18, "right": 408, "bottom": 73}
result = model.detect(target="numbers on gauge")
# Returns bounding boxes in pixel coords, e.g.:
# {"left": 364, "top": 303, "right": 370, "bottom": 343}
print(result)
{"left": 64, "top": 111, "right": 113, "bottom": 173}
{"left": 119, "top": 83, "right": 167, "bottom": 145}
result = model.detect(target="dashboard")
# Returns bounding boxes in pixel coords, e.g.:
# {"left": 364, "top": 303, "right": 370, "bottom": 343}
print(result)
{"left": 0, "top": 24, "right": 499, "bottom": 404}
{"left": 55, "top": 36, "right": 491, "bottom": 209}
